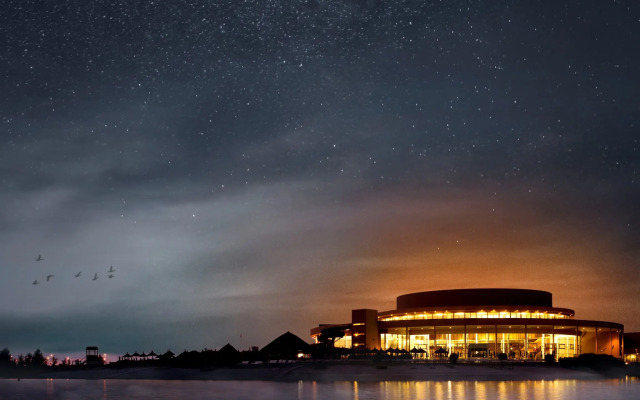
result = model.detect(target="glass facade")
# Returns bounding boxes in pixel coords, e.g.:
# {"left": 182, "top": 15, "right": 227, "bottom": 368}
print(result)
{"left": 333, "top": 335, "right": 351, "bottom": 349}
{"left": 374, "top": 324, "right": 618, "bottom": 360}
{"left": 379, "top": 311, "right": 572, "bottom": 321}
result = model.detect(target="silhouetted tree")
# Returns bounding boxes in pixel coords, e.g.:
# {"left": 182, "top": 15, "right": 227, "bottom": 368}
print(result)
{"left": 32, "top": 349, "right": 46, "bottom": 367}
{"left": 318, "top": 326, "right": 345, "bottom": 347}
{"left": 24, "top": 353, "right": 33, "bottom": 366}
{"left": 0, "top": 348, "right": 11, "bottom": 365}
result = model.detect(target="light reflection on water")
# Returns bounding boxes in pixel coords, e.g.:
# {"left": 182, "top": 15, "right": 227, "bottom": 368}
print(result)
{"left": 0, "top": 378, "right": 638, "bottom": 400}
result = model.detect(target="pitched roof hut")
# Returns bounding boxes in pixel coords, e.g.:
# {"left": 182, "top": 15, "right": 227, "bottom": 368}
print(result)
{"left": 261, "top": 331, "right": 311, "bottom": 360}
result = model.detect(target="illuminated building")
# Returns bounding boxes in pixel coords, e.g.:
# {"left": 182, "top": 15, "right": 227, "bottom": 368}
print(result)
{"left": 623, "top": 332, "right": 640, "bottom": 363}
{"left": 310, "top": 289, "right": 624, "bottom": 360}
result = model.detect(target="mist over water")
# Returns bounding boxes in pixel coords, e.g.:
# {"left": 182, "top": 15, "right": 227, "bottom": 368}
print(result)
{"left": 1, "top": 379, "right": 639, "bottom": 400}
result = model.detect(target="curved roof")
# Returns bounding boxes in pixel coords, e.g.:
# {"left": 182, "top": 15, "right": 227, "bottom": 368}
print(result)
{"left": 397, "top": 288, "right": 552, "bottom": 309}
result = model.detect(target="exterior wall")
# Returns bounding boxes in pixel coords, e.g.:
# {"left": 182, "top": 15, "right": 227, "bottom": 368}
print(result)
{"left": 397, "top": 289, "right": 553, "bottom": 309}
{"left": 352, "top": 309, "right": 379, "bottom": 349}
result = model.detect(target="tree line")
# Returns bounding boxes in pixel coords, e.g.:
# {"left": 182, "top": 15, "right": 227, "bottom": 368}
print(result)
{"left": 0, "top": 347, "right": 68, "bottom": 368}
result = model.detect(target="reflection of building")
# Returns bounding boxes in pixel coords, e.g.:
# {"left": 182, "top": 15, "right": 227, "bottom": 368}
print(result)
{"left": 310, "top": 289, "right": 624, "bottom": 360}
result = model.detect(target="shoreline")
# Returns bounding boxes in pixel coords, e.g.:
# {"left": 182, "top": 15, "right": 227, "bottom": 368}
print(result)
{"left": 3, "top": 362, "right": 638, "bottom": 382}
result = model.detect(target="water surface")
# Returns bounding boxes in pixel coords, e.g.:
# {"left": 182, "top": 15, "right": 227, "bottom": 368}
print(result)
{"left": 1, "top": 379, "right": 638, "bottom": 400}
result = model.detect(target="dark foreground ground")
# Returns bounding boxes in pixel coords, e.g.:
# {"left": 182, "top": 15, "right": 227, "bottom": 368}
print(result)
{"left": 3, "top": 362, "right": 640, "bottom": 382}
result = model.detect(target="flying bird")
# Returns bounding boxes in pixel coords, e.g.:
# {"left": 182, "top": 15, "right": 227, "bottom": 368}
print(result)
{"left": 74, "top": 272, "right": 81, "bottom": 277}
{"left": 46, "top": 275, "right": 54, "bottom": 282}
{"left": 108, "top": 274, "right": 114, "bottom": 279}
{"left": 32, "top": 280, "right": 39, "bottom": 285}
{"left": 92, "top": 273, "right": 98, "bottom": 281}
{"left": 36, "top": 254, "right": 43, "bottom": 261}
{"left": 108, "top": 266, "right": 115, "bottom": 273}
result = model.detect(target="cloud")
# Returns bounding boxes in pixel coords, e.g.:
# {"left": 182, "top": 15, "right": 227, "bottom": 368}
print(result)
{"left": 1, "top": 166, "right": 639, "bottom": 356}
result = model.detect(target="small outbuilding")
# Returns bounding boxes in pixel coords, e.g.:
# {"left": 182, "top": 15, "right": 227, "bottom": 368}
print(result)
{"left": 261, "top": 331, "right": 311, "bottom": 360}
{"left": 85, "top": 346, "right": 103, "bottom": 366}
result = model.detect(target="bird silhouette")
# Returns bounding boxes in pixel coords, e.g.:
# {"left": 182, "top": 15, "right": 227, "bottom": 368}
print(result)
{"left": 36, "top": 254, "right": 43, "bottom": 261}
{"left": 108, "top": 274, "right": 114, "bottom": 279}
{"left": 74, "top": 272, "right": 81, "bottom": 277}
{"left": 108, "top": 266, "right": 115, "bottom": 273}
{"left": 46, "top": 275, "right": 54, "bottom": 282}
{"left": 32, "top": 280, "right": 39, "bottom": 285}
{"left": 92, "top": 273, "right": 98, "bottom": 281}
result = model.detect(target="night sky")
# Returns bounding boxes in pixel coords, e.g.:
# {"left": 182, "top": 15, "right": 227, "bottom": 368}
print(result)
{"left": 1, "top": 1, "right": 639, "bottom": 358}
